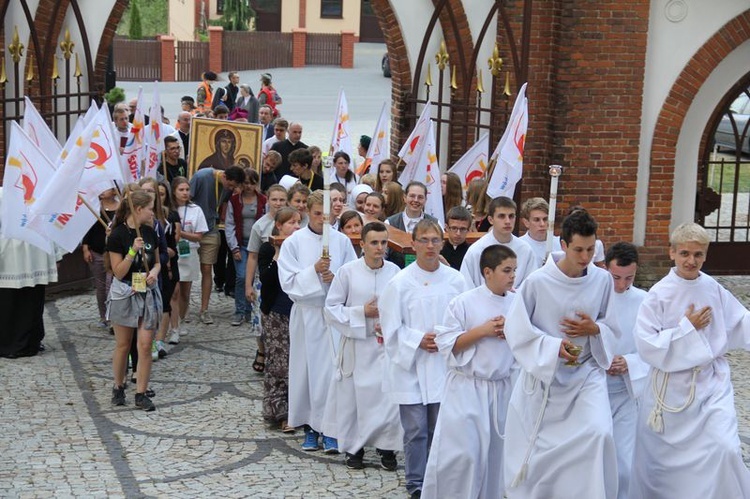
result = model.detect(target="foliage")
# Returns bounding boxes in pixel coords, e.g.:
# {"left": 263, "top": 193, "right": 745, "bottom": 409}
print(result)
{"left": 117, "top": 0, "right": 168, "bottom": 38}
{"left": 129, "top": 0, "right": 143, "bottom": 40}
{"left": 104, "top": 87, "right": 126, "bottom": 106}
{"left": 220, "top": 0, "right": 256, "bottom": 31}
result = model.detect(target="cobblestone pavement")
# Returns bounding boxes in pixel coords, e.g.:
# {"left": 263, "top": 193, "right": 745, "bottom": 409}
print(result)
{"left": 2, "top": 277, "right": 750, "bottom": 497}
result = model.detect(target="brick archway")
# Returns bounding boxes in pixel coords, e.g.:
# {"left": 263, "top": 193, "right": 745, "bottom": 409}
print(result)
{"left": 646, "top": 11, "right": 750, "bottom": 256}
{"left": 370, "top": 0, "right": 412, "bottom": 158}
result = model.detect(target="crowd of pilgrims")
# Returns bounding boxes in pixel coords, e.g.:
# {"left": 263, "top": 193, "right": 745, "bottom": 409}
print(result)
{"left": 17, "top": 76, "right": 746, "bottom": 497}
{"left": 74, "top": 148, "right": 750, "bottom": 498}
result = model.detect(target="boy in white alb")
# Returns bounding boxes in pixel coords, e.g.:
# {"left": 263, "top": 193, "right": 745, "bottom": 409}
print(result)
{"left": 460, "top": 196, "right": 536, "bottom": 289}
{"left": 503, "top": 209, "right": 620, "bottom": 499}
{"left": 631, "top": 223, "right": 750, "bottom": 498}
{"left": 604, "top": 242, "right": 649, "bottom": 499}
{"left": 323, "top": 221, "right": 403, "bottom": 471}
{"left": 380, "top": 219, "right": 468, "bottom": 499}
{"left": 423, "top": 244, "right": 517, "bottom": 499}
{"left": 519, "top": 197, "right": 561, "bottom": 267}
{"left": 277, "top": 190, "right": 357, "bottom": 453}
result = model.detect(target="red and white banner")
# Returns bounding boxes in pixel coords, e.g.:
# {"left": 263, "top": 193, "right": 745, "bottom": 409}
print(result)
{"left": 448, "top": 133, "right": 490, "bottom": 191}
{"left": 398, "top": 103, "right": 432, "bottom": 182}
{"left": 487, "top": 82, "right": 528, "bottom": 199}
{"left": 329, "top": 87, "right": 357, "bottom": 171}
{"left": 409, "top": 121, "right": 444, "bottom": 225}
{"left": 144, "top": 82, "right": 164, "bottom": 179}
{"left": 358, "top": 101, "right": 390, "bottom": 176}
{"left": 122, "top": 87, "right": 145, "bottom": 182}
{"left": 1, "top": 122, "right": 57, "bottom": 252}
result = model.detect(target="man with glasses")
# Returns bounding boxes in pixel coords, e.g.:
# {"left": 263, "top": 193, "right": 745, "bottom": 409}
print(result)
{"left": 380, "top": 219, "right": 468, "bottom": 499}
{"left": 385, "top": 181, "right": 438, "bottom": 268}
{"left": 440, "top": 206, "right": 472, "bottom": 270}
{"left": 158, "top": 136, "right": 187, "bottom": 184}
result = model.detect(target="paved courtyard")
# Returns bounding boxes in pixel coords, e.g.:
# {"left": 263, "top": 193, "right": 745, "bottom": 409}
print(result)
{"left": 2, "top": 276, "right": 750, "bottom": 497}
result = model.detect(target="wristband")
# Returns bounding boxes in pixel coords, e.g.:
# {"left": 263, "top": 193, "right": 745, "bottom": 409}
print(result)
{"left": 128, "top": 247, "right": 137, "bottom": 257}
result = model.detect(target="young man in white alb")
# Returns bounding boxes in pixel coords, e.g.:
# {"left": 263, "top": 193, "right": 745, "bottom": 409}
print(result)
{"left": 460, "top": 196, "right": 536, "bottom": 289}
{"left": 423, "top": 244, "right": 517, "bottom": 499}
{"left": 503, "top": 209, "right": 620, "bottom": 499}
{"left": 380, "top": 219, "right": 468, "bottom": 499}
{"left": 519, "top": 197, "right": 561, "bottom": 267}
{"left": 631, "top": 223, "right": 750, "bottom": 498}
{"left": 604, "top": 242, "right": 649, "bottom": 499}
{"left": 323, "top": 221, "right": 402, "bottom": 471}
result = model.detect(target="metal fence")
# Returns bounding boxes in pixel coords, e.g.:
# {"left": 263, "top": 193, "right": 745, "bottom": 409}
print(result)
{"left": 223, "top": 31, "right": 293, "bottom": 71}
{"left": 113, "top": 37, "right": 162, "bottom": 81}
{"left": 176, "top": 41, "right": 209, "bottom": 81}
{"left": 305, "top": 33, "right": 341, "bottom": 66}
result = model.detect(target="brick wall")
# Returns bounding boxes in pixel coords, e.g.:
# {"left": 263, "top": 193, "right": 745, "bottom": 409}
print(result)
{"left": 208, "top": 26, "right": 223, "bottom": 73}
{"left": 292, "top": 28, "right": 306, "bottom": 68}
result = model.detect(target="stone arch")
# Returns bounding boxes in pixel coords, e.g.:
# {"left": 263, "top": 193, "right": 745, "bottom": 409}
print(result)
{"left": 647, "top": 10, "right": 750, "bottom": 253}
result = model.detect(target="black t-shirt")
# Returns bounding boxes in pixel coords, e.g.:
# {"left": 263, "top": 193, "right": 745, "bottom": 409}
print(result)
{"left": 82, "top": 209, "right": 117, "bottom": 254}
{"left": 158, "top": 159, "right": 188, "bottom": 185}
{"left": 106, "top": 223, "right": 159, "bottom": 282}
{"left": 441, "top": 241, "right": 470, "bottom": 271}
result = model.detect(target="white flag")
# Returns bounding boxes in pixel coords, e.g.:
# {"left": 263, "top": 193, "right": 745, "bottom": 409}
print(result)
{"left": 31, "top": 120, "right": 93, "bottom": 216}
{"left": 410, "top": 121, "right": 444, "bottom": 225}
{"left": 23, "top": 96, "right": 61, "bottom": 163}
{"left": 329, "top": 87, "right": 357, "bottom": 171}
{"left": 31, "top": 185, "right": 101, "bottom": 254}
{"left": 144, "top": 82, "right": 164, "bottom": 179}
{"left": 81, "top": 100, "right": 99, "bottom": 125}
{"left": 81, "top": 105, "right": 125, "bottom": 188}
{"left": 448, "top": 134, "right": 490, "bottom": 191}
{"left": 487, "top": 82, "right": 528, "bottom": 199}
{"left": 397, "top": 102, "right": 432, "bottom": 177}
{"left": 358, "top": 101, "right": 390, "bottom": 176}
{"left": 1, "top": 122, "right": 56, "bottom": 252}
{"left": 122, "top": 87, "right": 146, "bottom": 182}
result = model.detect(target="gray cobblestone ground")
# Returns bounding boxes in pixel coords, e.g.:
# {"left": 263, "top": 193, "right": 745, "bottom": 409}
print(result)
{"left": 2, "top": 278, "right": 750, "bottom": 497}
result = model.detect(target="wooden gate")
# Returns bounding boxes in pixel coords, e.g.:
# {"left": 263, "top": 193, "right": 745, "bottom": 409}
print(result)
{"left": 305, "top": 33, "right": 341, "bottom": 66}
{"left": 176, "top": 40, "right": 209, "bottom": 82}
{"left": 112, "top": 37, "right": 161, "bottom": 82}
{"left": 223, "top": 31, "right": 292, "bottom": 70}
{"left": 697, "top": 84, "right": 750, "bottom": 274}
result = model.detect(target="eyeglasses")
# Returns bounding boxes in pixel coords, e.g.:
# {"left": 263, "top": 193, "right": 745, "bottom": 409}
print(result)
{"left": 166, "top": 147, "right": 181, "bottom": 152}
{"left": 446, "top": 226, "right": 469, "bottom": 233}
{"left": 415, "top": 237, "right": 443, "bottom": 246}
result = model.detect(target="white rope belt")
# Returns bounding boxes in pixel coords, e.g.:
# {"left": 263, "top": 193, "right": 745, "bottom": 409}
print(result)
{"left": 647, "top": 366, "right": 701, "bottom": 434}
{"left": 511, "top": 373, "right": 550, "bottom": 488}
{"left": 450, "top": 368, "right": 510, "bottom": 439}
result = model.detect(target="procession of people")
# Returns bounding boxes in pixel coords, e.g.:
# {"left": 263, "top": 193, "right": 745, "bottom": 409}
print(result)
{"left": 2, "top": 70, "right": 750, "bottom": 499}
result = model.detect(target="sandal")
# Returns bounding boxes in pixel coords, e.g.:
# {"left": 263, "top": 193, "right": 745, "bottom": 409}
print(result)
{"left": 281, "top": 421, "right": 296, "bottom": 433}
{"left": 252, "top": 350, "right": 265, "bottom": 373}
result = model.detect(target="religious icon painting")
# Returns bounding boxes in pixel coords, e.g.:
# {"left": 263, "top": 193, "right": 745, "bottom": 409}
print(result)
{"left": 188, "top": 117, "right": 263, "bottom": 177}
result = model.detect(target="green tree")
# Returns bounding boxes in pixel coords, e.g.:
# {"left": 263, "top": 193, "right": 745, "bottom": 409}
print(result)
{"left": 222, "top": 0, "right": 255, "bottom": 31}
{"left": 129, "top": 0, "right": 143, "bottom": 40}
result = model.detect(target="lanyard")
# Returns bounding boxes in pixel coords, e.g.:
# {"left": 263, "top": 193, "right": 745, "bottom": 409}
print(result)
{"left": 307, "top": 173, "right": 315, "bottom": 189}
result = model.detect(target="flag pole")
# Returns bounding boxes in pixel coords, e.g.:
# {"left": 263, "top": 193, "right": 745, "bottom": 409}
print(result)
{"left": 322, "top": 155, "right": 332, "bottom": 259}
{"left": 546, "top": 165, "right": 563, "bottom": 257}
{"left": 162, "top": 150, "right": 168, "bottom": 182}
{"left": 77, "top": 194, "right": 109, "bottom": 230}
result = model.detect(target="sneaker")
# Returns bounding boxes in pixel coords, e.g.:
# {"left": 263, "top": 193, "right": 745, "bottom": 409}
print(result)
{"left": 151, "top": 341, "right": 159, "bottom": 361}
{"left": 199, "top": 311, "right": 214, "bottom": 324}
{"left": 322, "top": 436, "right": 339, "bottom": 454}
{"left": 345, "top": 449, "right": 365, "bottom": 470}
{"left": 111, "top": 385, "right": 126, "bottom": 406}
{"left": 145, "top": 388, "right": 156, "bottom": 398}
{"left": 156, "top": 340, "right": 168, "bottom": 359}
{"left": 378, "top": 449, "right": 398, "bottom": 471}
{"left": 134, "top": 392, "right": 155, "bottom": 412}
{"left": 183, "top": 315, "right": 192, "bottom": 324}
{"left": 168, "top": 330, "right": 180, "bottom": 345}
{"left": 301, "top": 429, "right": 320, "bottom": 451}
{"left": 231, "top": 314, "right": 244, "bottom": 326}
{"left": 97, "top": 320, "right": 109, "bottom": 329}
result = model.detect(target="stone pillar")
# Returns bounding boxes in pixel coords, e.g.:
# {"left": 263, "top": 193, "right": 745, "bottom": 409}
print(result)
{"left": 159, "top": 35, "right": 176, "bottom": 82}
{"left": 208, "top": 26, "right": 223, "bottom": 73}
{"left": 292, "top": 28, "right": 307, "bottom": 68}
{"left": 341, "top": 31, "right": 355, "bottom": 69}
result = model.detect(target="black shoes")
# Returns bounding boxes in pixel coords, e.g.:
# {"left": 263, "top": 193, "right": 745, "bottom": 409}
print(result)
{"left": 345, "top": 449, "right": 365, "bottom": 470}
{"left": 111, "top": 385, "right": 126, "bottom": 406}
{"left": 378, "top": 449, "right": 398, "bottom": 471}
{"left": 134, "top": 393, "right": 155, "bottom": 412}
